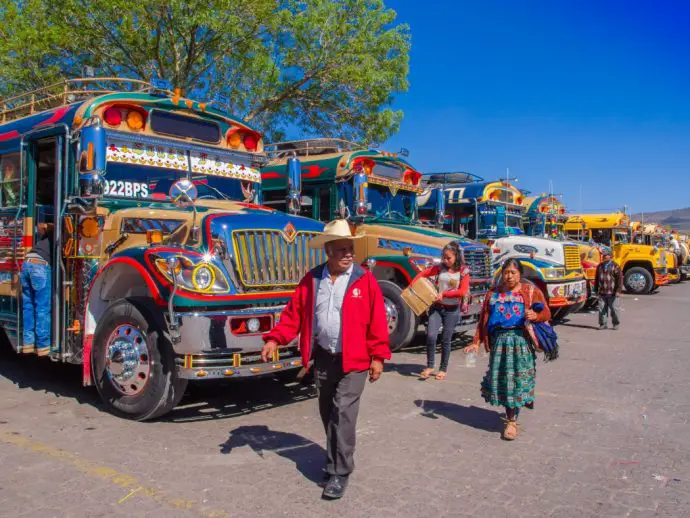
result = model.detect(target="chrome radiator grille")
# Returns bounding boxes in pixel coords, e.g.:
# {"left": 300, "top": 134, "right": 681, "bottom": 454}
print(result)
{"left": 464, "top": 248, "right": 492, "bottom": 279}
{"left": 232, "top": 230, "right": 326, "bottom": 288}
{"left": 563, "top": 245, "right": 582, "bottom": 271}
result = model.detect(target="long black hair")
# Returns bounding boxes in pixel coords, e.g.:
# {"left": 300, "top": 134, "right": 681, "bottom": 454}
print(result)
{"left": 442, "top": 241, "right": 465, "bottom": 270}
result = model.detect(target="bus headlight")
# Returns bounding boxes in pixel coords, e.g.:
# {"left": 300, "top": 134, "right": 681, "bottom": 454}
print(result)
{"left": 543, "top": 268, "right": 565, "bottom": 279}
{"left": 151, "top": 253, "right": 230, "bottom": 294}
{"left": 192, "top": 264, "right": 215, "bottom": 291}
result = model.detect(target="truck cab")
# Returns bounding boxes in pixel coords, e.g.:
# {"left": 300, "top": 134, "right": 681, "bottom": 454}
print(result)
{"left": 261, "top": 140, "right": 492, "bottom": 351}
{"left": 565, "top": 213, "right": 668, "bottom": 294}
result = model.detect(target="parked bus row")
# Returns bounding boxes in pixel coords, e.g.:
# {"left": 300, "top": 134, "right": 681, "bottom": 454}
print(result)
{"left": 0, "top": 78, "right": 683, "bottom": 420}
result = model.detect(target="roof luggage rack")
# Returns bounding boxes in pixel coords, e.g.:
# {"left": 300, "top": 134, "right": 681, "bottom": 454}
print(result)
{"left": 422, "top": 171, "right": 484, "bottom": 186}
{"left": 265, "top": 138, "right": 362, "bottom": 159}
{"left": 0, "top": 77, "right": 173, "bottom": 123}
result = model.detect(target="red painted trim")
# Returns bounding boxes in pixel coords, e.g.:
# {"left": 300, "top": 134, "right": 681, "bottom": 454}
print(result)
{"left": 22, "top": 235, "right": 33, "bottom": 248}
{"left": 261, "top": 171, "right": 285, "bottom": 180}
{"left": 36, "top": 105, "right": 72, "bottom": 127}
{"left": 0, "top": 130, "right": 20, "bottom": 142}
{"left": 302, "top": 164, "right": 329, "bottom": 178}
{"left": 372, "top": 260, "right": 413, "bottom": 283}
{"left": 82, "top": 334, "right": 93, "bottom": 385}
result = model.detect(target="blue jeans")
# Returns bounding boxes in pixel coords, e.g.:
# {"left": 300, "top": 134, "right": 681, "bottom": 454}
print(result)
{"left": 426, "top": 305, "right": 461, "bottom": 371}
{"left": 20, "top": 261, "right": 51, "bottom": 349}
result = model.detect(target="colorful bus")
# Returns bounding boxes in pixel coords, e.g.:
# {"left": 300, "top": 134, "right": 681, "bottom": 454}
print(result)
{"left": 261, "top": 140, "right": 492, "bottom": 351}
{"left": 564, "top": 213, "right": 668, "bottom": 294}
{"left": 0, "top": 78, "right": 324, "bottom": 420}
{"left": 522, "top": 193, "right": 567, "bottom": 238}
{"left": 522, "top": 193, "right": 601, "bottom": 307}
{"left": 419, "top": 175, "right": 587, "bottom": 318}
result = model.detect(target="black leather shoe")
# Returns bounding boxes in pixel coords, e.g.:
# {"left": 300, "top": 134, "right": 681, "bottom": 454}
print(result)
{"left": 322, "top": 475, "right": 349, "bottom": 499}
{"left": 317, "top": 472, "right": 330, "bottom": 488}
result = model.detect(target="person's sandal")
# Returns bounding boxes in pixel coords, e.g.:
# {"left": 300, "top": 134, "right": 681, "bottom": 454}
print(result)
{"left": 418, "top": 368, "right": 435, "bottom": 380}
{"left": 435, "top": 371, "right": 447, "bottom": 381}
{"left": 503, "top": 419, "right": 519, "bottom": 440}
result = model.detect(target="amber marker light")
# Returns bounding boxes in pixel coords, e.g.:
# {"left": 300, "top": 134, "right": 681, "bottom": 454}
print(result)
{"left": 126, "top": 110, "right": 145, "bottom": 130}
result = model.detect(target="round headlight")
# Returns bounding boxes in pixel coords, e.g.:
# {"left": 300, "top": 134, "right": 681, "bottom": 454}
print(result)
{"left": 247, "top": 318, "right": 260, "bottom": 333}
{"left": 192, "top": 264, "right": 215, "bottom": 291}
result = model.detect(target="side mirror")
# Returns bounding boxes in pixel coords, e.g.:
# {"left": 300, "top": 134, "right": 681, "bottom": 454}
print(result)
{"left": 78, "top": 123, "right": 107, "bottom": 199}
{"left": 434, "top": 188, "right": 446, "bottom": 228}
{"left": 169, "top": 179, "right": 198, "bottom": 207}
{"left": 353, "top": 171, "right": 368, "bottom": 217}
{"left": 79, "top": 172, "right": 105, "bottom": 198}
{"left": 286, "top": 156, "right": 302, "bottom": 215}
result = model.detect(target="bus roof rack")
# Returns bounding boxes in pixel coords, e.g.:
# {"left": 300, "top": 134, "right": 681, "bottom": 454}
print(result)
{"left": 265, "top": 138, "right": 362, "bottom": 159}
{"left": 0, "top": 77, "right": 174, "bottom": 123}
{"left": 422, "top": 171, "right": 485, "bottom": 185}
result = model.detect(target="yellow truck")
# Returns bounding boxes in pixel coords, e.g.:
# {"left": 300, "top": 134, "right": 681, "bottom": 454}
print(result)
{"left": 564, "top": 213, "right": 668, "bottom": 295}
{"left": 636, "top": 224, "right": 682, "bottom": 283}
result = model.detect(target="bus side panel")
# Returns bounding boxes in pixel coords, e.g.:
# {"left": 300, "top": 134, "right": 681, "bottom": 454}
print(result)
{"left": 0, "top": 209, "right": 27, "bottom": 350}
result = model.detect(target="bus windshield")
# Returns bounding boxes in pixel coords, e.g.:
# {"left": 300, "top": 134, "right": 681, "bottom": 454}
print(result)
{"left": 367, "top": 184, "right": 416, "bottom": 222}
{"left": 104, "top": 163, "right": 258, "bottom": 203}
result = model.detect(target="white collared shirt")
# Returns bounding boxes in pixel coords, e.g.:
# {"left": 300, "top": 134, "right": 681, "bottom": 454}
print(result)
{"left": 314, "top": 264, "right": 354, "bottom": 353}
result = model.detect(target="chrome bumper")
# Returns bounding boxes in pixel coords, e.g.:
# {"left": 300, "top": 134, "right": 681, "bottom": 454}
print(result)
{"left": 171, "top": 305, "right": 302, "bottom": 380}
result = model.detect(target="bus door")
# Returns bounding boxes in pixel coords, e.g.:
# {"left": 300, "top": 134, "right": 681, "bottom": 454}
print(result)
{"left": 21, "top": 133, "right": 67, "bottom": 355}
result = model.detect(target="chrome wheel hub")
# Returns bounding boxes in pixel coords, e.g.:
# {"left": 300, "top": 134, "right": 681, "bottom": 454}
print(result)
{"left": 627, "top": 273, "right": 647, "bottom": 292}
{"left": 384, "top": 297, "right": 399, "bottom": 334}
{"left": 105, "top": 324, "right": 151, "bottom": 396}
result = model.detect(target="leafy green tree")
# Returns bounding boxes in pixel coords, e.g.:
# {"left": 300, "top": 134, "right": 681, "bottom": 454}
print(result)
{"left": 0, "top": 0, "right": 410, "bottom": 142}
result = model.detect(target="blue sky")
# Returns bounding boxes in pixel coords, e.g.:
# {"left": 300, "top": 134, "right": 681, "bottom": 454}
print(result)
{"left": 383, "top": 1, "right": 690, "bottom": 213}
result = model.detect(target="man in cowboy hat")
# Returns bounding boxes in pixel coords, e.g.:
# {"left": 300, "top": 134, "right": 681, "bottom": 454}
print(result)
{"left": 261, "top": 219, "right": 390, "bottom": 500}
{"left": 594, "top": 247, "right": 623, "bottom": 330}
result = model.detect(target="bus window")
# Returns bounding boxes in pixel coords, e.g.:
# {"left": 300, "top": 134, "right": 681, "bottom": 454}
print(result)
{"left": 0, "top": 154, "right": 23, "bottom": 207}
{"left": 592, "top": 228, "right": 612, "bottom": 246}
{"left": 36, "top": 141, "right": 57, "bottom": 206}
{"left": 318, "top": 187, "right": 331, "bottom": 221}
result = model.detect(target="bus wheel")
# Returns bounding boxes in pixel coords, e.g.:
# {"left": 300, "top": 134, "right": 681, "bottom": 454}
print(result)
{"left": 379, "top": 280, "right": 417, "bottom": 352}
{"left": 624, "top": 267, "right": 653, "bottom": 295}
{"left": 92, "top": 299, "right": 187, "bottom": 421}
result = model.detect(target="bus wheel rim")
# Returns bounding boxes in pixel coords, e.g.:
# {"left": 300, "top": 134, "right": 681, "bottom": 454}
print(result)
{"left": 105, "top": 324, "right": 151, "bottom": 396}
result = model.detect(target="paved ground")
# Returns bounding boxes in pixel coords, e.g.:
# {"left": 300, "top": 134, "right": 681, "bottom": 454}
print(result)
{"left": 1, "top": 285, "right": 690, "bottom": 518}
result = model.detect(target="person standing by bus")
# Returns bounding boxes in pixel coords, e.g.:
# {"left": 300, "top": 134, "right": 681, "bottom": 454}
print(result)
{"left": 416, "top": 241, "right": 470, "bottom": 381}
{"left": 594, "top": 248, "right": 623, "bottom": 330}
{"left": 20, "top": 222, "right": 53, "bottom": 355}
{"left": 261, "top": 219, "right": 390, "bottom": 500}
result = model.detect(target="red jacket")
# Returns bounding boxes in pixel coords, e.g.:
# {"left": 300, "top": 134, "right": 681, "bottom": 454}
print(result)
{"left": 263, "top": 263, "right": 391, "bottom": 372}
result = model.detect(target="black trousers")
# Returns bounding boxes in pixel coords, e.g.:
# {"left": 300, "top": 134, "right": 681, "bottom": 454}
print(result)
{"left": 313, "top": 347, "right": 368, "bottom": 476}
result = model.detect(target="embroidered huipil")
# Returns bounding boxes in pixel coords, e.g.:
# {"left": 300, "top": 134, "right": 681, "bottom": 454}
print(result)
{"left": 487, "top": 291, "right": 526, "bottom": 333}
{"left": 314, "top": 264, "right": 353, "bottom": 353}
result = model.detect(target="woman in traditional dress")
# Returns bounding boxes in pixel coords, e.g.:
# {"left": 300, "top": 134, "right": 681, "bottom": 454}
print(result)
{"left": 464, "top": 258, "right": 551, "bottom": 440}
{"left": 415, "top": 241, "right": 471, "bottom": 381}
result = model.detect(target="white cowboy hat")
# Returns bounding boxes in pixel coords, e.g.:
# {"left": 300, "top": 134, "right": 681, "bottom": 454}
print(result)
{"left": 308, "top": 219, "right": 363, "bottom": 249}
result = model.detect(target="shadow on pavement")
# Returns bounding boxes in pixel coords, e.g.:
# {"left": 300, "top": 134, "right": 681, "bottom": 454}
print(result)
{"left": 414, "top": 399, "right": 503, "bottom": 434}
{"left": 0, "top": 338, "right": 317, "bottom": 422}
{"left": 161, "top": 376, "right": 317, "bottom": 423}
{"left": 220, "top": 424, "right": 325, "bottom": 484}
{"left": 0, "top": 341, "right": 102, "bottom": 408}
{"left": 558, "top": 322, "right": 601, "bottom": 331}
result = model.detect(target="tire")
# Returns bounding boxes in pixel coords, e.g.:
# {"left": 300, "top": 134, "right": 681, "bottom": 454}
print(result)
{"left": 92, "top": 298, "right": 187, "bottom": 421}
{"left": 378, "top": 280, "right": 417, "bottom": 352}
{"left": 624, "top": 267, "right": 654, "bottom": 295}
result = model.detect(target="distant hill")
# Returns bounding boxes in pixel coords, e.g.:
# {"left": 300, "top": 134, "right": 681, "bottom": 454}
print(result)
{"left": 630, "top": 207, "right": 690, "bottom": 233}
